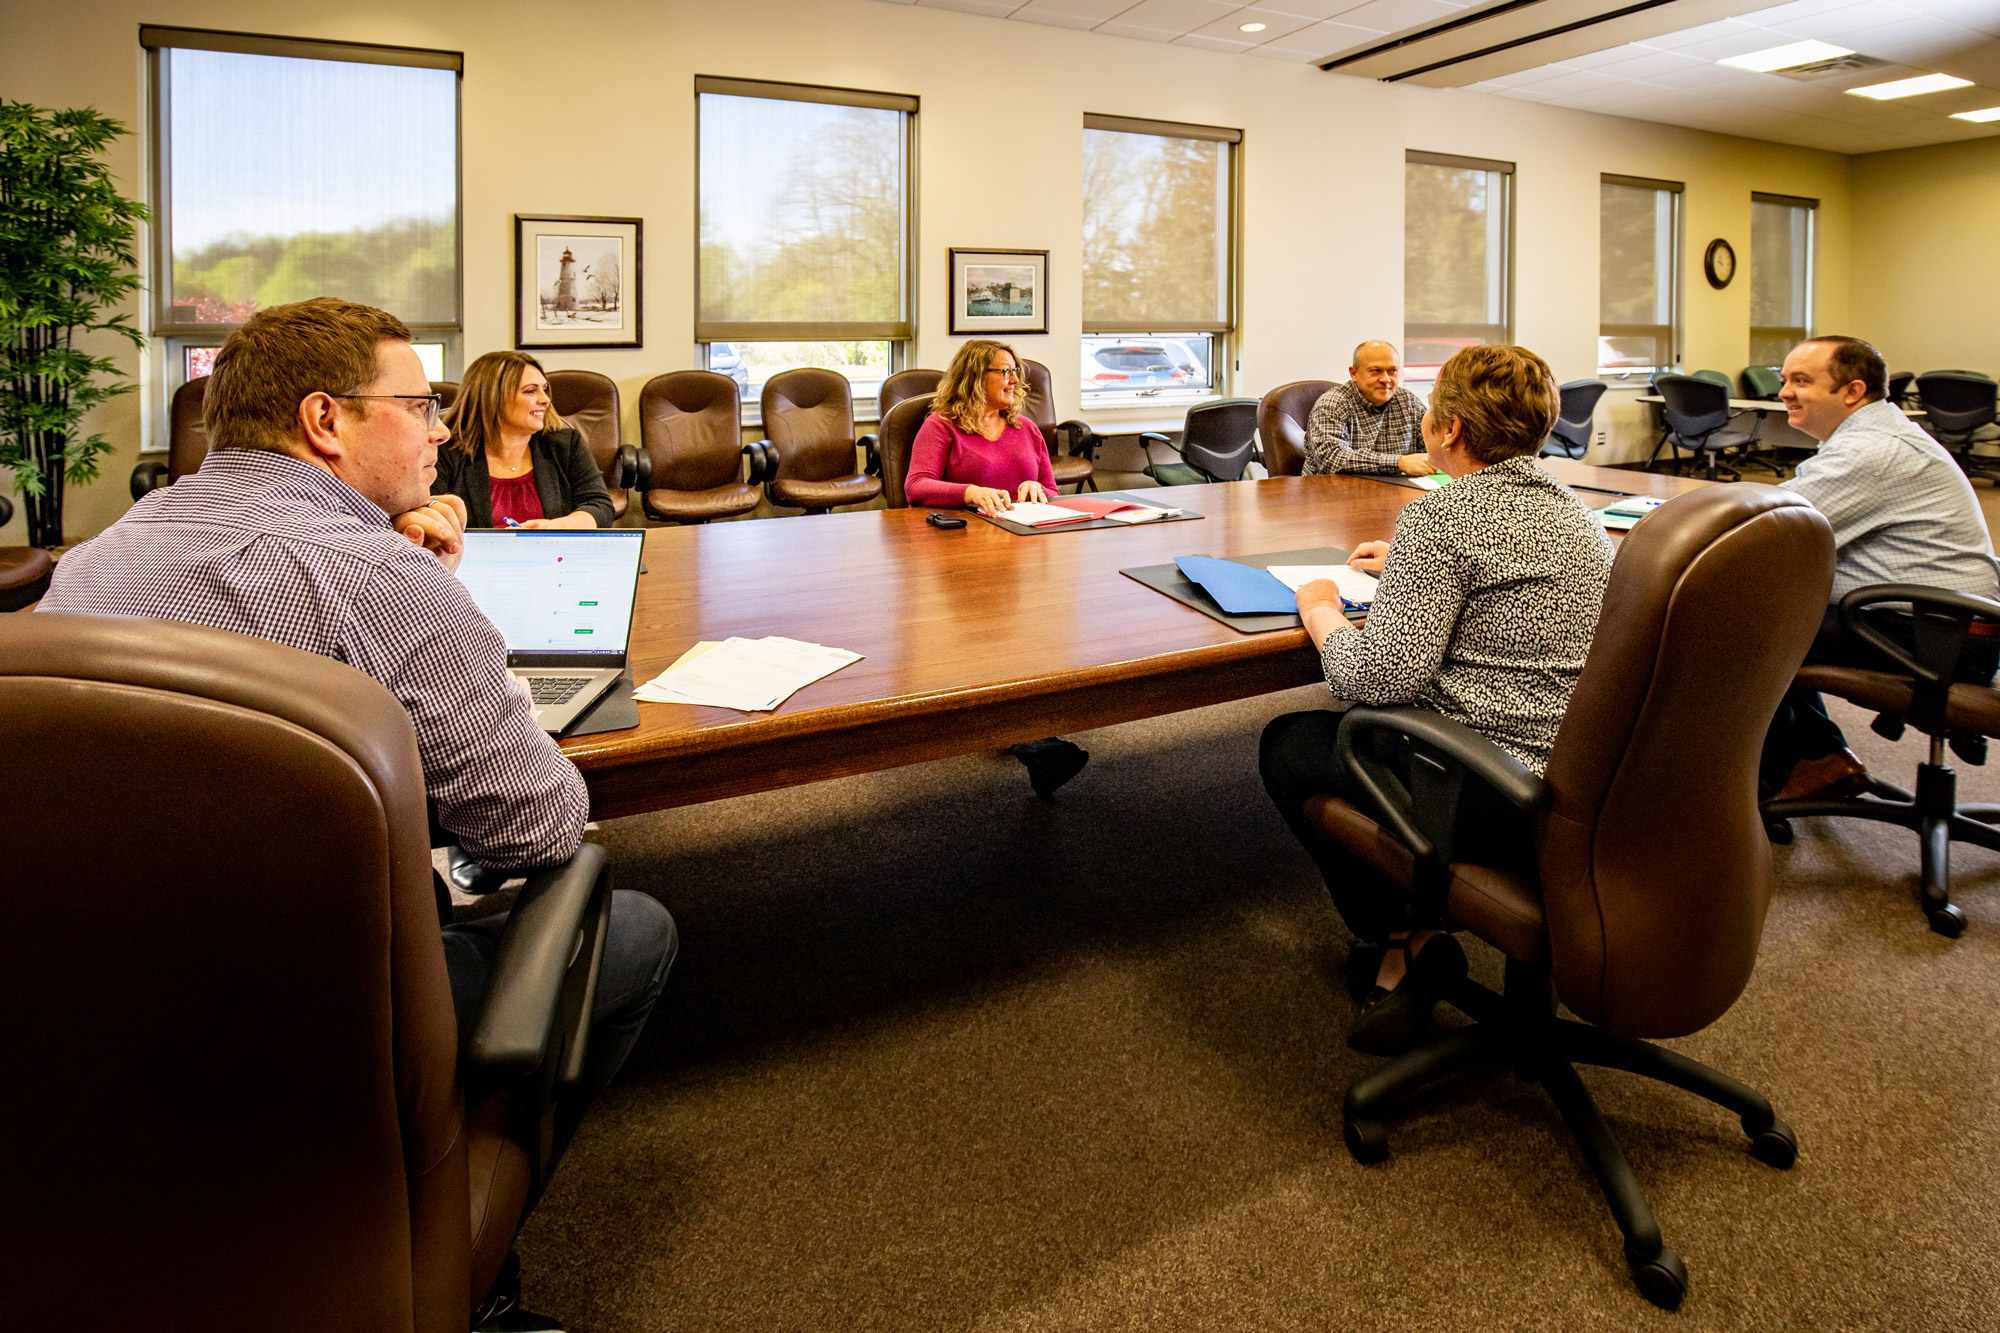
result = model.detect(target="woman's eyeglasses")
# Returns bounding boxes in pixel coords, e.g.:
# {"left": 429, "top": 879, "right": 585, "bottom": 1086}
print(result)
{"left": 986, "top": 367, "right": 1025, "bottom": 381}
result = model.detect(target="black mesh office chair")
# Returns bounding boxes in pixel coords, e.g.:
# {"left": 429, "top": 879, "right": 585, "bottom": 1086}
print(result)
{"left": 1914, "top": 373, "right": 1999, "bottom": 482}
{"left": 1139, "top": 399, "right": 1261, "bottom": 485}
{"left": 1655, "top": 375, "right": 1763, "bottom": 481}
{"left": 1542, "top": 380, "right": 1607, "bottom": 459}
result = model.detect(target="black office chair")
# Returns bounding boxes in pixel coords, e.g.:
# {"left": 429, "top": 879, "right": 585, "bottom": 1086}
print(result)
{"left": 1139, "top": 399, "right": 1260, "bottom": 485}
{"left": 1740, "top": 366, "right": 1782, "bottom": 401}
{"left": 1763, "top": 585, "right": 2000, "bottom": 937}
{"left": 1887, "top": 372, "right": 1916, "bottom": 412}
{"left": 1541, "top": 380, "right": 1607, "bottom": 459}
{"left": 1655, "top": 375, "right": 1763, "bottom": 481}
{"left": 1914, "top": 372, "right": 2000, "bottom": 482}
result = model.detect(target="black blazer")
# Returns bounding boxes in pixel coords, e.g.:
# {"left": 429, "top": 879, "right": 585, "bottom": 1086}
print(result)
{"left": 431, "top": 427, "right": 616, "bottom": 528}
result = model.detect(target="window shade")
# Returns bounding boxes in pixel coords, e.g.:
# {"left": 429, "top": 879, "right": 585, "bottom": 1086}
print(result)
{"left": 696, "top": 83, "right": 912, "bottom": 342}
{"left": 1750, "top": 194, "right": 1815, "bottom": 366}
{"left": 1405, "top": 155, "right": 1512, "bottom": 362}
{"left": 1599, "top": 178, "right": 1681, "bottom": 372}
{"left": 1081, "top": 121, "right": 1235, "bottom": 334}
{"left": 151, "top": 40, "right": 461, "bottom": 331}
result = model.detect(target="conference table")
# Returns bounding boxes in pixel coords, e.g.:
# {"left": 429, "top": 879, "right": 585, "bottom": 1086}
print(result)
{"left": 562, "top": 461, "right": 1708, "bottom": 820}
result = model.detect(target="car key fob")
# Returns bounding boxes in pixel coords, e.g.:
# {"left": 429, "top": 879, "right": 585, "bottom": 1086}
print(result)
{"left": 926, "top": 512, "right": 967, "bottom": 529}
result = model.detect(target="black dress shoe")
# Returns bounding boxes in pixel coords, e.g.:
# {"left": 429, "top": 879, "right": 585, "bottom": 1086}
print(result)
{"left": 1013, "top": 737, "right": 1089, "bottom": 798}
{"left": 1347, "top": 934, "right": 1467, "bottom": 1056}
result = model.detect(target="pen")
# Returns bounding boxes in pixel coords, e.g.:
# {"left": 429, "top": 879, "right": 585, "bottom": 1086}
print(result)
{"left": 502, "top": 517, "right": 522, "bottom": 528}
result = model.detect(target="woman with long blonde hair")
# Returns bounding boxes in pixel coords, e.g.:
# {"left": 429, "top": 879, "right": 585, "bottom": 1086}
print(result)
{"left": 903, "top": 339, "right": 1056, "bottom": 517}
{"left": 432, "top": 350, "right": 613, "bottom": 530}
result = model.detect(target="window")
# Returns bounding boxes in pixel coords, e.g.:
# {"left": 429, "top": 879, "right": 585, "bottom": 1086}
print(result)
{"left": 1404, "top": 152, "right": 1512, "bottom": 381}
{"left": 1750, "top": 193, "right": 1816, "bottom": 368}
{"left": 696, "top": 78, "right": 915, "bottom": 407}
{"left": 1599, "top": 174, "right": 1683, "bottom": 377}
{"left": 144, "top": 27, "right": 462, "bottom": 404}
{"left": 1081, "top": 114, "right": 1239, "bottom": 403}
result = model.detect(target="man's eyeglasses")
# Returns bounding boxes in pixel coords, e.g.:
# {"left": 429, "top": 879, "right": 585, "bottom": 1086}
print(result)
{"left": 334, "top": 393, "right": 446, "bottom": 430}
{"left": 986, "top": 366, "right": 1025, "bottom": 381}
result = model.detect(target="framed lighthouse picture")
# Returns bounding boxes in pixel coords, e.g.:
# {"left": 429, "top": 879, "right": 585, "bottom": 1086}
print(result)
{"left": 514, "top": 214, "right": 643, "bottom": 349}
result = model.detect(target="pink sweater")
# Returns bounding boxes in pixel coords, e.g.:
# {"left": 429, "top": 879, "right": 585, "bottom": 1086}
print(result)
{"left": 904, "top": 412, "right": 1057, "bottom": 508}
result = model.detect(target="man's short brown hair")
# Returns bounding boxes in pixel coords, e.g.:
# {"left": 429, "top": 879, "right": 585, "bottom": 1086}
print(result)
{"left": 1428, "top": 344, "right": 1559, "bottom": 464}
{"left": 1798, "top": 335, "right": 1887, "bottom": 403}
{"left": 205, "top": 297, "right": 413, "bottom": 452}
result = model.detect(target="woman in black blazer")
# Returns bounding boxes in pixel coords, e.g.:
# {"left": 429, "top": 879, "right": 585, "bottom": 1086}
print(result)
{"left": 433, "top": 351, "right": 615, "bottom": 529}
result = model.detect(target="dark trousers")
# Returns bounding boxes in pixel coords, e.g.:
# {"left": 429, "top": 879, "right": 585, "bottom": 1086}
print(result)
{"left": 1260, "top": 709, "right": 1536, "bottom": 944}
{"left": 444, "top": 890, "right": 677, "bottom": 1145}
{"left": 1760, "top": 605, "right": 2000, "bottom": 791}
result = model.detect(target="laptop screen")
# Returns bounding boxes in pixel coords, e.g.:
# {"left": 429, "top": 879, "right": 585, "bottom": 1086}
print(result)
{"left": 455, "top": 529, "right": 644, "bottom": 661}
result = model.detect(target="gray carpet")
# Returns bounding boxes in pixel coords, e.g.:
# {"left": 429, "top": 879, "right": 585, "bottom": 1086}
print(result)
{"left": 507, "top": 684, "right": 2000, "bottom": 1331}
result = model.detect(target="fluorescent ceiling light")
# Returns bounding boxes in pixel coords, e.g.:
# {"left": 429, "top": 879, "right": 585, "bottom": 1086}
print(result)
{"left": 1239, "top": 21, "right": 1266, "bottom": 31}
{"left": 1951, "top": 105, "right": 2000, "bottom": 122}
{"left": 1847, "top": 73, "right": 1973, "bottom": 99}
{"left": 1719, "top": 40, "right": 1853, "bottom": 73}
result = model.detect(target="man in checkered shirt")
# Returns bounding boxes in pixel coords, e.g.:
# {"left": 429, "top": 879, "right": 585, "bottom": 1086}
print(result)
{"left": 1763, "top": 334, "right": 2000, "bottom": 799}
{"left": 1303, "top": 340, "right": 1440, "bottom": 478}
{"left": 40, "top": 297, "right": 675, "bottom": 1139}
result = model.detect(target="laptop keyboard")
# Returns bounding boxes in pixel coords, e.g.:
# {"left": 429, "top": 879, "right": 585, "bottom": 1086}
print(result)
{"left": 527, "top": 676, "right": 591, "bottom": 705}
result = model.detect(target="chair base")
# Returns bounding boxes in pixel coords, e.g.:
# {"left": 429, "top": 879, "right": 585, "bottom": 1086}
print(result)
{"left": 1342, "top": 959, "right": 1795, "bottom": 1310}
{"left": 473, "top": 1250, "right": 567, "bottom": 1332}
{"left": 1763, "top": 759, "right": 2000, "bottom": 937}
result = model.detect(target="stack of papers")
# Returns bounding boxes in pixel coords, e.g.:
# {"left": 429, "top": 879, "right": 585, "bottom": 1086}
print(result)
{"left": 1595, "top": 495, "right": 1666, "bottom": 531}
{"left": 1266, "top": 564, "right": 1380, "bottom": 607}
{"left": 1409, "top": 473, "right": 1450, "bottom": 491}
{"left": 635, "top": 636, "right": 861, "bottom": 712}
{"left": 998, "top": 496, "right": 1183, "bottom": 526}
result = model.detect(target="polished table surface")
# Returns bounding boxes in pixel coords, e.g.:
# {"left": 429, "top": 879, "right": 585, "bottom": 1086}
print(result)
{"left": 563, "top": 461, "right": 1707, "bottom": 818}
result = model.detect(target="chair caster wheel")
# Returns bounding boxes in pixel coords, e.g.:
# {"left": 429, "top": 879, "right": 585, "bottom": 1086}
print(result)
{"left": 1928, "top": 904, "right": 1966, "bottom": 937}
{"left": 1344, "top": 1115, "right": 1388, "bottom": 1165}
{"left": 1748, "top": 1116, "right": 1798, "bottom": 1169}
{"left": 1763, "top": 818, "right": 1793, "bottom": 845}
{"left": 1629, "top": 1244, "right": 1688, "bottom": 1311}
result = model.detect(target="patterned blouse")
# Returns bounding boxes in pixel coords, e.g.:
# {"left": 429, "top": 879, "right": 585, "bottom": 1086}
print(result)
{"left": 1304, "top": 381, "right": 1427, "bottom": 475}
{"left": 1320, "top": 454, "right": 1615, "bottom": 773}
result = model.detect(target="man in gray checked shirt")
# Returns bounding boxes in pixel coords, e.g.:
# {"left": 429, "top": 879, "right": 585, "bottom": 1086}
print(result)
{"left": 41, "top": 297, "right": 676, "bottom": 1143}
{"left": 1303, "top": 340, "right": 1440, "bottom": 478}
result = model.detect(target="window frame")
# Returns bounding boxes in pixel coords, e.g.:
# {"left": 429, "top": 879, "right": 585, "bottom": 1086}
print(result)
{"left": 1749, "top": 191, "right": 1817, "bottom": 366}
{"left": 1403, "top": 149, "right": 1514, "bottom": 381}
{"left": 1597, "top": 173, "right": 1684, "bottom": 379}
{"left": 1079, "top": 113, "right": 1242, "bottom": 405}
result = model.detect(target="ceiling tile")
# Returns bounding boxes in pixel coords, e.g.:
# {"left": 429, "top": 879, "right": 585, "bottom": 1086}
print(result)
{"left": 1321, "top": 0, "right": 1463, "bottom": 36}
{"left": 1903, "top": 0, "right": 2000, "bottom": 41}
{"left": 1094, "top": 0, "right": 1239, "bottom": 34}
{"left": 1586, "top": 47, "right": 1710, "bottom": 80}
{"left": 1012, "top": 0, "right": 1135, "bottom": 20}
{"left": 1255, "top": 17, "right": 1385, "bottom": 55}
{"left": 913, "top": 0, "right": 1021, "bottom": 13}
{"left": 1193, "top": 4, "right": 1318, "bottom": 39}
{"left": 1174, "top": 30, "right": 1260, "bottom": 48}
{"left": 1250, "top": 0, "right": 1382, "bottom": 16}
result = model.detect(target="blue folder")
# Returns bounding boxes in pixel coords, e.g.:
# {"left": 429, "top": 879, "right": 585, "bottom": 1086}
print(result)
{"left": 1173, "top": 556, "right": 1299, "bottom": 615}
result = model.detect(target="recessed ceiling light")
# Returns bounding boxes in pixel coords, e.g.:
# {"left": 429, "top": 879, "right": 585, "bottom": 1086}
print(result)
{"left": 1239, "top": 21, "right": 1266, "bottom": 31}
{"left": 1847, "top": 73, "right": 1973, "bottom": 99}
{"left": 1951, "top": 105, "right": 2000, "bottom": 122}
{"left": 1719, "top": 40, "right": 1853, "bottom": 73}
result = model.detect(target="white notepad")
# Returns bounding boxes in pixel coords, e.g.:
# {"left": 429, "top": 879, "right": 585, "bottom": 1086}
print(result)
{"left": 1266, "top": 565, "right": 1380, "bottom": 604}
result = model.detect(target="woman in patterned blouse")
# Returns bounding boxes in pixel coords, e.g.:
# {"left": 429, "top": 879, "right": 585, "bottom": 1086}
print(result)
{"left": 1260, "top": 344, "right": 1614, "bottom": 1056}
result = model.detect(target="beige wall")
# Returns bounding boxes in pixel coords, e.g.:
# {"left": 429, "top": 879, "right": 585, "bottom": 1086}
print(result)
{"left": 1, "top": 0, "right": 1873, "bottom": 543}
{"left": 1849, "top": 135, "right": 2000, "bottom": 379}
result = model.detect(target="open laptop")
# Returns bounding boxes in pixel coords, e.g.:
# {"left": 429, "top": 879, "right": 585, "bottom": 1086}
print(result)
{"left": 455, "top": 529, "right": 646, "bottom": 735}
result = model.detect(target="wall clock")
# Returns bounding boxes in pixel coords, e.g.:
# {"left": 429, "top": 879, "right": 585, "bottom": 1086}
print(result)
{"left": 1704, "top": 238, "right": 1736, "bottom": 289}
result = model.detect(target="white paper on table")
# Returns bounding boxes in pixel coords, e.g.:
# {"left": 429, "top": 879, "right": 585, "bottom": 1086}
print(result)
{"left": 634, "top": 635, "right": 862, "bottom": 711}
{"left": 997, "top": 501, "right": 1094, "bottom": 526}
{"left": 1265, "top": 565, "right": 1380, "bottom": 603}
{"left": 1408, "top": 474, "right": 1448, "bottom": 491}
{"left": 1101, "top": 504, "right": 1180, "bottom": 524}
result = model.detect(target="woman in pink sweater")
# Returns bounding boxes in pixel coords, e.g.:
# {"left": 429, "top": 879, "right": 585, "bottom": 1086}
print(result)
{"left": 904, "top": 340, "right": 1057, "bottom": 516}
{"left": 905, "top": 339, "right": 1087, "bottom": 796}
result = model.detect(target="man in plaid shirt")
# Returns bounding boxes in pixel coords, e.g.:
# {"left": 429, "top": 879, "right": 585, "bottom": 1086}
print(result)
{"left": 41, "top": 297, "right": 675, "bottom": 1140}
{"left": 1303, "top": 341, "right": 1439, "bottom": 478}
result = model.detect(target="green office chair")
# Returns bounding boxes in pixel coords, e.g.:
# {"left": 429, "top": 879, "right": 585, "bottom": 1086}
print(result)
{"left": 1740, "top": 366, "right": 1783, "bottom": 400}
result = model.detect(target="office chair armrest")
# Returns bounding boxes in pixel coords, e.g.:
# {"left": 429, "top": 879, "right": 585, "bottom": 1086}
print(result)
{"left": 1057, "top": 420, "right": 1100, "bottom": 461}
{"left": 1835, "top": 584, "right": 2000, "bottom": 728}
{"left": 633, "top": 445, "right": 654, "bottom": 495}
{"left": 130, "top": 461, "right": 169, "bottom": 500}
{"left": 857, "top": 432, "right": 881, "bottom": 477}
{"left": 745, "top": 440, "right": 779, "bottom": 485}
{"left": 1335, "top": 705, "right": 1550, "bottom": 925}
{"left": 464, "top": 842, "right": 612, "bottom": 1094}
{"left": 612, "top": 444, "right": 639, "bottom": 492}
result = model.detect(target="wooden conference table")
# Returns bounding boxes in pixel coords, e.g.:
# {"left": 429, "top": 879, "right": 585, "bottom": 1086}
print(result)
{"left": 562, "top": 461, "right": 1707, "bottom": 819}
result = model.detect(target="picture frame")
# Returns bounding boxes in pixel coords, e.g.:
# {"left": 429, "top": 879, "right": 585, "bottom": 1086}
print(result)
{"left": 948, "top": 248, "right": 1049, "bottom": 336}
{"left": 514, "top": 214, "right": 643, "bottom": 349}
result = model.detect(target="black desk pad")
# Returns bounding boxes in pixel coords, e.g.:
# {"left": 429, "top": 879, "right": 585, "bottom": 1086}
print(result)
{"left": 974, "top": 491, "right": 1202, "bottom": 536}
{"left": 1119, "top": 546, "right": 1351, "bottom": 635}
{"left": 565, "top": 673, "right": 639, "bottom": 736}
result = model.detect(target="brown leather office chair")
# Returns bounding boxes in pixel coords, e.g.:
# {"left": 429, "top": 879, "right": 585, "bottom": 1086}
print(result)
{"left": 1256, "top": 380, "right": 1332, "bottom": 478}
{"left": 130, "top": 375, "right": 214, "bottom": 498}
{"left": 1303, "top": 485, "right": 1833, "bottom": 1308}
{"left": 1022, "top": 358, "right": 1096, "bottom": 493}
{"left": 1, "top": 613, "right": 611, "bottom": 1332}
{"left": 548, "top": 368, "right": 635, "bottom": 521}
{"left": 0, "top": 495, "right": 53, "bottom": 610}
{"left": 636, "top": 370, "right": 765, "bottom": 523}
{"left": 759, "top": 368, "right": 883, "bottom": 514}
{"left": 878, "top": 392, "right": 935, "bottom": 510}
{"left": 878, "top": 368, "right": 942, "bottom": 423}
{"left": 433, "top": 379, "right": 461, "bottom": 413}
{"left": 1763, "top": 584, "right": 2000, "bottom": 937}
